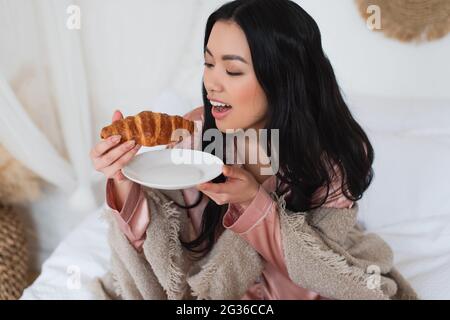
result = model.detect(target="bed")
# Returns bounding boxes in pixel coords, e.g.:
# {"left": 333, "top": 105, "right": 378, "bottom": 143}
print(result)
{"left": 21, "top": 95, "right": 450, "bottom": 299}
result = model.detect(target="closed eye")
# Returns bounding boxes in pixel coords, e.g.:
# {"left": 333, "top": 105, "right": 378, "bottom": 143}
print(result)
{"left": 203, "top": 63, "right": 243, "bottom": 76}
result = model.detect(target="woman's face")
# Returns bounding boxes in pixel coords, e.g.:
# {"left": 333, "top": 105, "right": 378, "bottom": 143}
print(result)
{"left": 203, "top": 20, "right": 268, "bottom": 133}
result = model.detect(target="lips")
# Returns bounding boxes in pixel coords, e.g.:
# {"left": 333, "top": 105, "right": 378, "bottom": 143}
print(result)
{"left": 207, "top": 97, "right": 231, "bottom": 106}
{"left": 211, "top": 101, "right": 231, "bottom": 107}
{"left": 210, "top": 99, "right": 232, "bottom": 109}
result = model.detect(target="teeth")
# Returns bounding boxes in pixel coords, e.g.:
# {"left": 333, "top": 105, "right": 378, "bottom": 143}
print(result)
{"left": 210, "top": 100, "right": 231, "bottom": 107}
{"left": 214, "top": 105, "right": 232, "bottom": 112}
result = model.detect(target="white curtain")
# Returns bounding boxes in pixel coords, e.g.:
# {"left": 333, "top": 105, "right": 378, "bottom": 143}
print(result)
{"left": 0, "top": 0, "right": 217, "bottom": 264}
{"left": 36, "top": 0, "right": 96, "bottom": 211}
{"left": 0, "top": 0, "right": 213, "bottom": 212}
{"left": 0, "top": 0, "right": 96, "bottom": 213}
{"left": 0, "top": 75, "right": 76, "bottom": 193}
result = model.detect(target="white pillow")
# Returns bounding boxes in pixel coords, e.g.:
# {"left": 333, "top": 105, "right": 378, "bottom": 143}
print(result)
{"left": 358, "top": 130, "right": 450, "bottom": 230}
{"left": 347, "top": 95, "right": 450, "bottom": 134}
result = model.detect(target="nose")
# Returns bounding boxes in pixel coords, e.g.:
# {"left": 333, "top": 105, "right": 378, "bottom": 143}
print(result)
{"left": 204, "top": 81, "right": 223, "bottom": 95}
{"left": 203, "top": 70, "right": 224, "bottom": 94}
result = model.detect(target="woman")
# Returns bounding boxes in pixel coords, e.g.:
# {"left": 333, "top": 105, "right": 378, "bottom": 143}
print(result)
{"left": 90, "top": 0, "right": 416, "bottom": 300}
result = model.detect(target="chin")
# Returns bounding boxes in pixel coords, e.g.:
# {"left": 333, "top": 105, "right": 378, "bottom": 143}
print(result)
{"left": 215, "top": 121, "right": 230, "bottom": 133}
{"left": 215, "top": 119, "right": 249, "bottom": 133}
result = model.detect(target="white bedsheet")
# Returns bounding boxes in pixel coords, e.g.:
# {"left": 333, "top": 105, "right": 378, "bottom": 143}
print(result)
{"left": 21, "top": 207, "right": 110, "bottom": 300}
{"left": 369, "top": 215, "right": 450, "bottom": 299}
{"left": 21, "top": 202, "right": 450, "bottom": 300}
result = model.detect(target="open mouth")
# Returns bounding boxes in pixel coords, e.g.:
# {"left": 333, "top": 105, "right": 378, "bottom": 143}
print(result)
{"left": 209, "top": 99, "right": 233, "bottom": 118}
{"left": 210, "top": 102, "right": 233, "bottom": 120}
{"left": 212, "top": 105, "right": 232, "bottom": 112}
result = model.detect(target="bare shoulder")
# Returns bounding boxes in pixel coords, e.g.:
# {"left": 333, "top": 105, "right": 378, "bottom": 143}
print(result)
{"left": 182, "top": 106, "right": 204, "bottom": 122}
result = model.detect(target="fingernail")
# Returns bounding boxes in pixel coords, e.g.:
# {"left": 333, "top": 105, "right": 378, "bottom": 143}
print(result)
{"left": 127, "top": 140, "right": 135, "bottom": 146}
{"left": 134, "top": 144, "right": 141, "bottom": 150}
{"left": 110, "top": 135, "right": 121, "bottom": 143}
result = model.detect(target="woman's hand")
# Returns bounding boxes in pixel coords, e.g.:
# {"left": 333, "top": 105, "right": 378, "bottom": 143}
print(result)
{"left": 90, "top": 110, "right": 141, "bottom": 183}
{"left": 196, "top": 165, "right": 260, "bottom": 208}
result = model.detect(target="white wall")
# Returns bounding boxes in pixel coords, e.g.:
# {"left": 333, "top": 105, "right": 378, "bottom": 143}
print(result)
{"left": 79, "top": 0, "right": 450, "bottom": 137}
{"left": 298, "top": 0, "right": 450, "bottom": 99}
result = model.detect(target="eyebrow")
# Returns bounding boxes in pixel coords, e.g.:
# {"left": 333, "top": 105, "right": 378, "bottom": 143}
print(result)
{"left": 205, "top": 47, "right": 248, "bottom": 64}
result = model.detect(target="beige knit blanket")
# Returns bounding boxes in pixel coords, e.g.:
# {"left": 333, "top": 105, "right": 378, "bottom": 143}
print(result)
{"left": 90, "top": 187, "right": 418, "bottom": 300}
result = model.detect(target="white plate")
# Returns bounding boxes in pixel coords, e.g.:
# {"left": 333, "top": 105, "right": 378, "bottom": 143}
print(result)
{"left": 136, "top": 144, "right": 168, "bottom": 155}
{"left": 121, "top": 148, "right": 224, "bottom": 190}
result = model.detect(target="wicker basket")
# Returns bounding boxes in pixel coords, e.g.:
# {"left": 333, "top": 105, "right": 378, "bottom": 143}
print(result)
{"left": 0, "top": 204, "right": 29, "bottom": 300}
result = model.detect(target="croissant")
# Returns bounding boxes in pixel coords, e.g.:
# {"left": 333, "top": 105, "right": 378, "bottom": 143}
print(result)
{"left": 100, "top": 111, "right": 195, "bottom": 147}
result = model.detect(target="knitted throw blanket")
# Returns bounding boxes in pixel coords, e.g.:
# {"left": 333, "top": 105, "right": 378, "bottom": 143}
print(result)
{"left": 90, "top": 187, "right": 418, "bottom": 300}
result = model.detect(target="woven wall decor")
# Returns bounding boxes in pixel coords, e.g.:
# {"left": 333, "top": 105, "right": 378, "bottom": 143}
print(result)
{"left": 356, "top": 0, "right": 450, "bottom": 42}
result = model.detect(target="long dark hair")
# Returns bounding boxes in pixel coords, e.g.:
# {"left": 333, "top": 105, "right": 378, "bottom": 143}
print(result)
{"left": 180, "top": 0, "right": 374, "bottom": 259}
